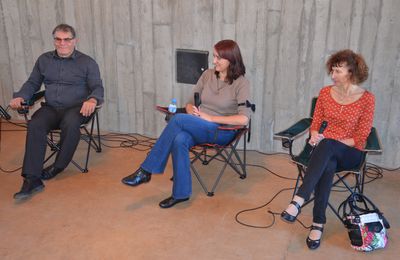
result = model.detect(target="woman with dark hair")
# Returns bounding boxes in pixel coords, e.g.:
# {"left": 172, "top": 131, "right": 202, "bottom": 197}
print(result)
{"left": 121, "top": 40, "right": 251, "bottom": 208}
{"left": 281, "top": 49, "right": 375, "bottom": 249}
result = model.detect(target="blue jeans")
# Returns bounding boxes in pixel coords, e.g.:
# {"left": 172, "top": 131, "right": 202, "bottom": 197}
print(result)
{"left": 141, "top": 114, "right": 236, "bottom": 199}
{"left": 296, "top": 138, "right": 363, "bottom": 224}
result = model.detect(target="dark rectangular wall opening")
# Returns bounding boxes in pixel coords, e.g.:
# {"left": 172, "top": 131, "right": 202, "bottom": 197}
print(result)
{"left": 176, "top": 49, "right": 209, "bottom": 84}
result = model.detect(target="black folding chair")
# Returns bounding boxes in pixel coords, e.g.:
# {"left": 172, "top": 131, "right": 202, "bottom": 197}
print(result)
{"left": 19, "top": 90, "right": 102, "bottom": 173}
{"left": 274, "top": 97, "right": 382, "bottom": 224}
{"left": 156, "top": 105, "right": 252, "bottom": 196}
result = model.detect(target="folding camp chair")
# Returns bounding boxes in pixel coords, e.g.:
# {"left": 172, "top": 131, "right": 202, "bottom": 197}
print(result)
{"left": 274, "top": 97, "right": 382, "bottom": 224}
{"left": 156, "top": 105, "right": 253, "bottom": 196}
{"left": 19, "top": 90, "right": 102, "bottom": 173}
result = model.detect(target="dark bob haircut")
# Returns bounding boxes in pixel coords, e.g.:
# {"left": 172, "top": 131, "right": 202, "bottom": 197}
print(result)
{"left": 326, "top": 49, "right": 369, "bottom": 84}
{"left": 52, "top": 24, "right": 76, "bottom": 39}
{"left": 214, "top": 40, "right": 246, "bottom": 84}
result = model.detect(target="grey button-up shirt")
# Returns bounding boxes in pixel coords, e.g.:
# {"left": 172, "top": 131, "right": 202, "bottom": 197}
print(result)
{"left": 14, "top": 50, "right": 104, "bottom": 108}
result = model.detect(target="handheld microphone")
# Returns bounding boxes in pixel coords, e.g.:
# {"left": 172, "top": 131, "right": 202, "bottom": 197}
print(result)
{"left": 318, "top": 121, "right": 328, "bottom": 134}
{"left": 309, "top": 121, "right": 328, "bottom": 155}
{"left": 194, "top": 92, "right": 201, "bottom": 108}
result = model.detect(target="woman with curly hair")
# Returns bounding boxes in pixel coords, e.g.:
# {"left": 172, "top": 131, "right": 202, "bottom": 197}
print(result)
{"left": 281, "top": 49, "right": 375, "bottom": 249}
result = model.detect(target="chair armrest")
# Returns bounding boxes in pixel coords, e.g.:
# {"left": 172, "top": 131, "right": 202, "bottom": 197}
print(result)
{"left": 364, "top": 127, "right": 382, "bottom": 153}
{"left": 218, "top": 125, "right": 247, "bottom": 131}
{"left": 23, "top": 90, "right": 46, "bottom": 106}
{"left": 274, "top": 118, "right": 312, "bottom": 140}
{"left": 17, "top": 90, "right": 46, "bottom": 115}
{"left": 156, "top": 105, "right": 187, "bottom": 122}
{"left": 156, "top": 106, "right": 187, "bottom": 114}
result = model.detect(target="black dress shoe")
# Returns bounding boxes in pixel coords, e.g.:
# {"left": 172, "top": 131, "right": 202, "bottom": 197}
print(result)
{"left": 121, "top": 168, "right": 151, "bottom": 186}
{"left": 281, "top": 200, "right": 302, "bottom": 223}
{"left": 14, "top": 177, "right": 45, "bottom": 200}
{"left": 306, "top": 225, "right": 324, "bottom": 250}
{"left": 159, "top": 196, "right": 189, "bottom": 208}
{"left": 41, "top": 165, "right": 64, "bottom": 180}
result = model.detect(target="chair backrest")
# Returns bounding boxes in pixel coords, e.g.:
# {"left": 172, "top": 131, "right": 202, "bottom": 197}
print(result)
{"left": 364, "top": 127, "right": 382, "bottom": 152}
{"left": 309, "top": 97, "right": 318, "bottom": 118}
{"left": 292, "top": 96, "right": 381, "bottom": 167}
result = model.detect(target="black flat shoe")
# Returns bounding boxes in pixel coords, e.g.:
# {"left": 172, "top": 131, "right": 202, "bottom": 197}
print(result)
{"left": 41, "top": 165, "right": 64, "bottom": 180}
{"left": 306, "top": 225, "right": 324, "bottom": 250}
{"left": 121, "top": 168, "right": 151, "bottom": 186}
{"left": 159, "top": 196, "right": 189, "bottom": 208}
{"left": 281, "top": 200, "right": 302, "bottom": 223}
{"left": 14, "top": 177, "right": 45, "bottom": 200}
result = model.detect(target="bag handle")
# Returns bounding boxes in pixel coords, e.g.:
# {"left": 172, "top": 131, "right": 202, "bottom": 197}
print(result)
{"left": 339, "top": 193, "right": 390, "bottom": 229}
{"left": 348, "top": 193, "right": 373, "bottom": 214}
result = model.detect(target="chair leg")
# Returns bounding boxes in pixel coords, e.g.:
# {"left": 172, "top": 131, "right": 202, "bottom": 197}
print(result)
{"left": 79, "top": 112, "right": 102, "bottom": 173}
{"left": 44, "top": 117, "right": 101, "bottom": 174}
{"left": 189, "top": 130, "right": 248, "bottom": 196}
{"left": 190, "top": 163, "right": 213, "bottom": 196}
{"left": 221, "top": 137, "right": 247, "bottom": 179}
{"left": 95, "top": 112, "right": 102, "bottom": 152}
{"left": 292, "top": 165, "right": 305, "bottom": 200}
{"left": 243, "top": 132, "right": 247, "bottom": 177}
{"left": 209, "top": 147, "right": 236, "bottom": 194}
{"left": 82, "top": 119, "right": 95, "bottom": 173}
{"left": 45, "top": 135, "right": 84, "bottom": 172}
{"left": 327, "top": 201, "right": 345, "bottom": 225}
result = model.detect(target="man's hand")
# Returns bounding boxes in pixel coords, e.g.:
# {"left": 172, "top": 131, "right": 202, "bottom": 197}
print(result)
{"left": 9, "top": 97, "right": 25, "bottom": 109}
{"left": 80, "top": 98, "right": 97, "bottom": 117}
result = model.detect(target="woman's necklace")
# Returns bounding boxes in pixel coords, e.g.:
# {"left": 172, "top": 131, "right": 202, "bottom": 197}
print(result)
{"left": 336, "top": 84, "right": 355, "bottom": 113}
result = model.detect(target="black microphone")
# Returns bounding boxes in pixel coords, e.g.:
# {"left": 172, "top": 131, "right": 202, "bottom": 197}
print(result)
{"left": 0, "top": 105, "right": 11, "bottom": 120}
{"left": 318, "top": 121, "right": 328, "bottom": 134}
{"left": 308, "top": 121, "right": 328, "bottom": 156}
{"left": 194, "top": 92, "right": 201, "bottom": 108}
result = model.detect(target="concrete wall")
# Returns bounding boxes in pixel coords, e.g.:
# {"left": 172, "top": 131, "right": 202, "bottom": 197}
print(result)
{"left": 0, "top": 0, "right": 399, "bottom": 168}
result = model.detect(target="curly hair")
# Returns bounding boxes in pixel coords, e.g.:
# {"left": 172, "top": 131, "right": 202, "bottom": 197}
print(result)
{"left": 214, "top": 40, "right": 246, "bottom": 84}
{"left": 326, "top": 49, "right": 369, "bottom": 84}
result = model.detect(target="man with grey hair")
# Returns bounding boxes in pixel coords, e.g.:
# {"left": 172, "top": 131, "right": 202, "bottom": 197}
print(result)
{"left": 9, "top": 24, "right": 104, "bottom": 200}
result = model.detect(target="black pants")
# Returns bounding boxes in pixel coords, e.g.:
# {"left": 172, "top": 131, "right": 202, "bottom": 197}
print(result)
{"left": 296, "top": 138, "right": 363, "bottom": 224}
{"left": 21, "top": 103, "right": 87, "bottom": 178}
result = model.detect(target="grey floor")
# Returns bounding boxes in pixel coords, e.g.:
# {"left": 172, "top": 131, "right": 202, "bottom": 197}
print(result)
{"left": 0, "top": 121, "right": 399, "bottom": 260}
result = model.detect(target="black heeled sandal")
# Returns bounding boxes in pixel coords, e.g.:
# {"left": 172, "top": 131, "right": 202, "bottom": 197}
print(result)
{"left": 306, "top": 225, "right": 324, "bottom": 250}
{"left": 281, "top": 200, "right": 302, "bottom": 223}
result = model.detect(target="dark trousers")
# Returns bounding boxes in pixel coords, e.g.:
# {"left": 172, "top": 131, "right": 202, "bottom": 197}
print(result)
{"left": 296, "top": 138, "right": 363, "bottom": 224}
{"left": 21, "top": 103, "right": 86, "bottom": 178}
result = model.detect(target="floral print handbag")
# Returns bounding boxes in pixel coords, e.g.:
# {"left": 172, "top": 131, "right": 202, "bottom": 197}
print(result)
{"left": 339, "top": 193, "right": 390, "bottom": 252}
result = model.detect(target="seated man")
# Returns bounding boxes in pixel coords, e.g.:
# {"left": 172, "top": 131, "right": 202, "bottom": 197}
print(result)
{"left": 9, "top": 24, "right": 104, "bottom": 200}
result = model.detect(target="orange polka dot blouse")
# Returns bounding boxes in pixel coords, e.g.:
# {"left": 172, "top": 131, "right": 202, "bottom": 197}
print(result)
{"left": 310, "top": 86, "right": 375, "bottom": 151}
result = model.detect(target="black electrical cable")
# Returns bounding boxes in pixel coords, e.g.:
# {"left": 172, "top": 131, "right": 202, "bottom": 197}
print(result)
{"left": 233, "top": 155, "right": 393, "bottom": 230}
{"left": 235, "top": 187, "right": 290, "bottom": 229}
{"left": 366, "top": 162, "right": 400, "bottom": 172}
{"left": 246, "top": 163, "right": 297, "bottom": 180}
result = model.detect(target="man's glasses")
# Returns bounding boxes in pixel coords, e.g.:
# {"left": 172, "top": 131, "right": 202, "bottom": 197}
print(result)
{"left": 53, "top": 37, "right": 74, "bottom": 43}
